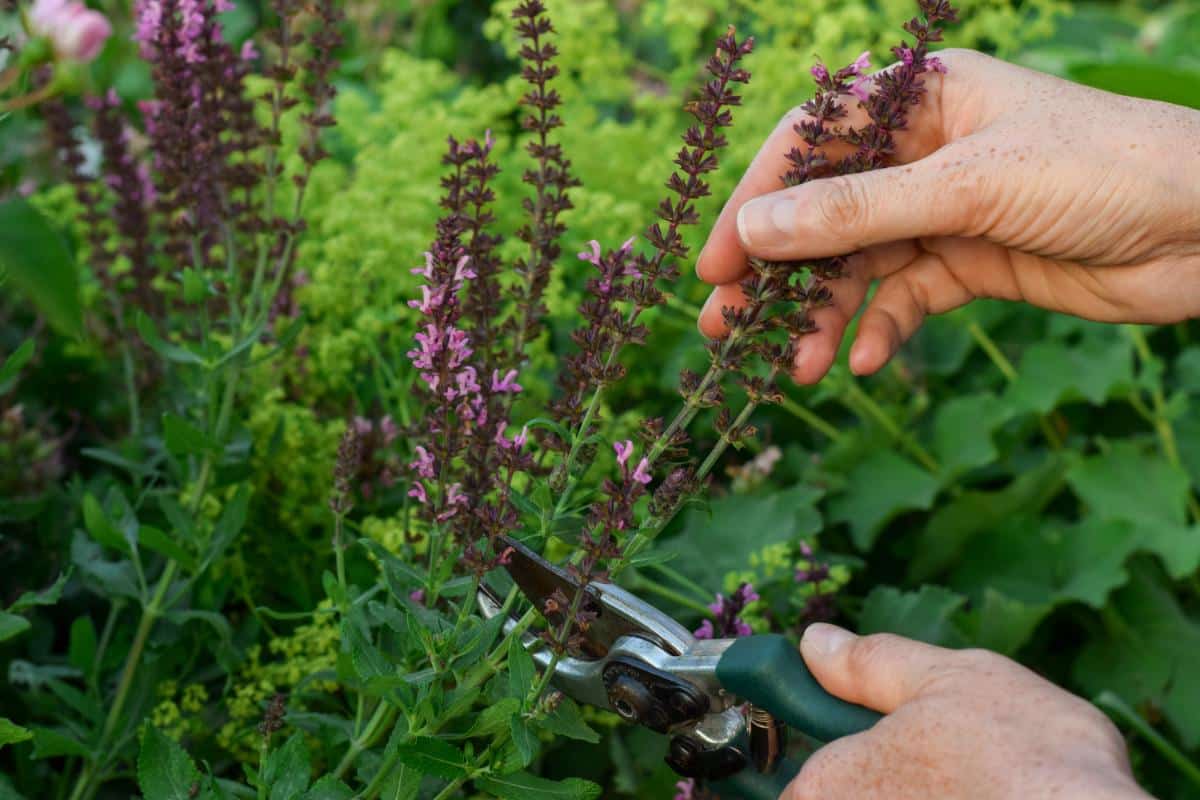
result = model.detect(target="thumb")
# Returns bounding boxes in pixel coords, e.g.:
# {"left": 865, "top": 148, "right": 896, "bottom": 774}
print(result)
{"left": 736, "top": 151, "right": 988, "bottom": 261}
{"left": 799, "top": 623, "right": 956, "bottom": 713}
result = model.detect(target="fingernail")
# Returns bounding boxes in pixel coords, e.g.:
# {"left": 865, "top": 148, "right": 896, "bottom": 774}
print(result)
{"left": 802, "top": 623, "right": 856, "bottom": 660}
{"left": 737, "top": 195, "right": 795, "bottom": 249}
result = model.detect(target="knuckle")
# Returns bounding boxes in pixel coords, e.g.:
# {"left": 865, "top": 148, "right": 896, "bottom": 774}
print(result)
{"left": 815, "top": 176, "right": 870, "bottom": 237}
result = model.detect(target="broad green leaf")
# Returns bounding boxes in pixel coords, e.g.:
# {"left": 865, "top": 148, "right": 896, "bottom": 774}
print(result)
{"left": 508, "top": 637, "right": 536, "bottom": 702}
{"left": 162, "top": 413, "right": 221, "bottom": 458}
{"left": 298, "top": 775, "right": 352, "bottom": 800}
{"left": 931, "top": 393, "right": 1012, "bottom": 478}
{"left": 393, "top": 737, "right": 466, "bottom": 781}
{"left": 859, "top": 585, "right": 966, "bottom": 647}
{"left": 8, "top": 571, "right": 70, "bottom": 612}
{"left": 474, "top": 772, "right": 602, "bottom": 800}
{"left": 201, "top": 487, "right": 250, "bottom": 570}
{"left": 138, "top": 726, "right": 201, "bottom": 799}
{"left": 537, "top": 697, "right": 601, "bottom": 744}
{"left": 509, "top": 715, "right": 537, "bottom": 767}
{"left": 31, "top": 727, "right": 88, "bottom": 759}
{"left": 0, "top": 197, "right": 82, "bottom": 337}
{"left": 1067, "top": 442, "right": 1200, "bottom": 578}
{"left": 662, "top": 484, "right": 823, "bottom": 588}
{"left": 0, "top": 613, "right": 30, "bottom": 643}
{"left": 262, "top": 733, "right": 311, "bottom": 800}
{"left": 138, "top": 525, "right": 197, "bottom": 570}
{"left": 1176, "top": 347, "right": 1200, "bottom": 394}
{"left": 958, "top": 589, "right": 1052, "bottom": 656}
{"left": 450, "top": 698, "right": 520, "bottom": 739}
{"left": 908, "top": 457, "right": 1066, "bottom": 581}
{"left": 1005, "top": 338, "right": 1132, "bottom": 414}
{"left": 828, "top": 452, "right": 940, "bottom": 550}
{"left": 0, "top": 719, "right": 32, "bottom": 751}
{"left": 341, "top": 616, "right": 392, "bottom": 682}
{"left": 1074, "top": 563, "right": 1200, "bottom": 748}
{"left": 135, "top": 312, "right": 207, "bottom": 366}
{"left": 81, "top": 494, "right": 132, "bottom": 556}
{"left": 68, "top": 616, "right": 97, "bottom": 674}
{"left": 949, "top": 517, "right": 1140, "bottom": 610}
{"left": 1068, "top": 61, "right": 1200, "bottom": 109}
{"left": 0, "top": 340, "right": 35, "bottom": 393}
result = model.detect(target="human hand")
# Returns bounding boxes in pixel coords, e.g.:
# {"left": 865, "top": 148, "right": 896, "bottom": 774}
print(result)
{"left": 779, "top": 624, "right": 1151, "bottom": 800}
{"left": 697, "top": 49, "right": 1200, "bottom": 384}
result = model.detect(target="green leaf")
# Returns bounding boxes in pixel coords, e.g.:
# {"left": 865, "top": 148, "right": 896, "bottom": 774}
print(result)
{"left": 31, "top": 727, "right": 88, "bottom": 759}
{"left": 537, "top": 697, "right": 601, "bottom": 744}
{"left": 662, "top": 484, "right": 824, "bottom": 588}
{"left": 298, "top": 775, "right": 352, "bottom": 800}
{"left": 1005, "top": 338, "right": 1132, "bottom": 414}
{"left": 1068, "top": 61, "right": 1200, "bottom": 109}
{"left": 1176, "top": 347, "right": 1200, "bottom": 394}
{"left": 162, "top": 413, "right": 221, "bottom": 458}
{"left": 0, "top": 340, "right": 35, "bottom": 393}
{"left": 68, "top": 616, "right": 97, "bottom": 673}
{"left": 0, "top": 197, "right": 82, "bottom": 337}
{"left": 341, "top": 616, "right": 392, "bottom": 683}
{"left": 474, "top": 772, "right": 602, "bottom": 800}
{"left": 1067, "top": 442, "right": 1200, "bottom": 578}
{"left": 8, "top": 571, "right": 70, "bottom": 612}
{"left": 1074, "top": 563, "right": 1200, "bottom": 749}
{"left": 931, "top": 393, "right": 1012, "bottom": 478}
{"left": 450, "top": 698, "right": 520, "bottom": 739}
{"left": 958, "top": 589, "right": 1052, "bottom": 656}
{"left": 0, "top": 612, "right": 30, "bottom": 643}
{"left": 0, "top": 719, "right": 32, "bottom": 751}
{"left": 908, "top": 457, "right": 1066, "bottom": 582}
{"left": 262, "top": 733, "right": 311, "bottom": 800}
{"left": 135, "top": 312, "right": 206, "bottom": 366}
{"left": 138, "top": 726, "right": 201, "bottom": 799}
{"left": 859, "top": 585, "right": 966, "bottom": 647}
{"left": 828, "top": 452, "right": 940, "bottom": 550}
{"left": 509, "top": 715, "right": 537, "bottom": 767}
{"left": 200, "top": 487, "right": 250, "bottom": 570}
{"left": 138, "top": 525, "right": 197, "bottom": 571}
{"left": 393, "top": 737, "right": 467, "bottom": 781}
{"left": 508, "top": 637, "right": 535, "bottom": 702}
{"left": 81, "top": 493, "right": 132, "bottom": 556}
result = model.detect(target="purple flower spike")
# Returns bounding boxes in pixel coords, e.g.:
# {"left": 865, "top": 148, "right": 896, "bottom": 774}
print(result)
{"left": 614, "top": 440, "right": 634, "bottom": 467}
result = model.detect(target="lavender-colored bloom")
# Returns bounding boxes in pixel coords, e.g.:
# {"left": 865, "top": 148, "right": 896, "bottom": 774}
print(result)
{"left": 811, "top": 62, "right": 830, "bottom": 83}
{"left": 631, "top": 458, "right": 652, "bottom": 486}
{"left": 30, "top": 0, "right": 112, "bottom": 62}
{"left": 613, "top": 440, "right": 633, "bottom": 467}
{"left": 674, "top": 779, "right": 697, "bottom": 800}
{"left": 491, "top": 369, "right": 522, "bottom": 394}
{"left": 693, "top": 620, "right": 715, "bottom": 640}
{"left": 409, "top": 588, "right": 425, "bottom": 605}
{"left": 408, "top": 482, "right": 427, "bottom": 504}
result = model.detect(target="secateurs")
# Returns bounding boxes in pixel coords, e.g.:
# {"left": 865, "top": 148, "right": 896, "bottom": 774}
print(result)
{"left": 476, "top": 536, "right": 881, "bottom": 799}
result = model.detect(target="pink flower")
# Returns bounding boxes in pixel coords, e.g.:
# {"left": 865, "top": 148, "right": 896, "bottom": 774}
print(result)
{"left": 693, "top": 620, "right": 715, "bottom": 640}
{"left": 810, "top": 62, "right": 829, "bottom": 83}
{"left": 577, "top": 240, "right": 603, "bottom": 267}
{"left": 409, "top": 446, "right": 435, "bottom": 479}
{"left": 613, "top": 440, "right": 634, "bottom": 467}
{"left": 30, "top": 0, "right": 112, "bottom": 63}
{"left": 240, "top": 39, "right": 258, "bottom": 62}
{"left": 849, "top": 50, "right": 872, "bottom": 76}
{"left": 926, "top": 56, "right": 947, "bottom": 74}
{"left": 408, "top": 482, "right": 427, "bottom": 504}
{"left": 379, "top": 416, "right": 399, "bottom": 445}
{"left": 409, "top": 589, "right": 426, "bottom": 606}
{"left": 631, "top": 458, "right": 652, "bottom": 485}
{"left": 491, "top": 369, "right": 522, "bottom": 394}
{"left": 849, "top": 76, "right": 871, "bottom": 103}
{"left": 674, "top": 779, "right": 696, "bottom": 800}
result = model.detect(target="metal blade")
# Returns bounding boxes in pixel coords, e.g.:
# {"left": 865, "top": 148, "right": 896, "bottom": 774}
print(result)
{"left": 498, "top": 535, "right": 693, "bottom": 658}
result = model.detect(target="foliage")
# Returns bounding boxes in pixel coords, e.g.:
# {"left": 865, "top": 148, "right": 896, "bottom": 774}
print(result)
{"left": 2, "top": 0, "right": 1200, "bottom": 799}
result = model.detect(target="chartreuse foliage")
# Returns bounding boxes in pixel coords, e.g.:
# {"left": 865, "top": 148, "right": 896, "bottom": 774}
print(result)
{"left": 4, "top": 1, "right": 1200, "bottom": 800}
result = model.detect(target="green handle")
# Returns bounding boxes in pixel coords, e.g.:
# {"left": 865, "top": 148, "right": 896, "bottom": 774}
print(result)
{"left": 715, "top": 634, "right": 882, "bottom": 743}
{"left": 709, "top": 760, "right": 798, "bottom": 800}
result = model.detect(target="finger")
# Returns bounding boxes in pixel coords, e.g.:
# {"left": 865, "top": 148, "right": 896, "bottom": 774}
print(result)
{"left": 697, "top": 282, "right": 749, "bottom": 338}
{"left": 847, "top": 252, "right": 975, "bottom": 375}
{"left": 799, "top": 624, "right": 956, "bottom": 713}
{"left": 736, "top": 142, "right": 1000, "bottom": 263}
{"left": 696, "top": 107, "right": 856, "bottom": 286}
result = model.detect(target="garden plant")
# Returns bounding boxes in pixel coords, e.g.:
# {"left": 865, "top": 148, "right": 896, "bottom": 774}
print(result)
{"left": 1, "top": 0, "right": 1200, "bottom": 798}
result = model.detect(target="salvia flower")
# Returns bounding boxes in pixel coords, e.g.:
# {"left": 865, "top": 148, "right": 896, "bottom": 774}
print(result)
{"left": 29, "top": 0, "right": 111, "bottom": 63}
{"left": 694, "top": 582, "right": 758, "bottom": 639}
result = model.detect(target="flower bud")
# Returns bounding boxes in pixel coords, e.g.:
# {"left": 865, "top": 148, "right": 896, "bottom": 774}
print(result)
{"left": 29, "top": 0, "right": 112, "bottom": 63}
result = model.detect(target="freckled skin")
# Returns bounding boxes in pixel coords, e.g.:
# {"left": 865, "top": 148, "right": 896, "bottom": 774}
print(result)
{"left": 783, "top": 627, "right": 1153, "bottom": 800}
{"left": 694, "top": 49, "right": 1200, "bottom": 385}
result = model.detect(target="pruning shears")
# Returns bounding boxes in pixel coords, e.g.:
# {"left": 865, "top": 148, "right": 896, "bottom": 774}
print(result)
{"left": 477, "top": 536, "right": 881, "bottom": 799}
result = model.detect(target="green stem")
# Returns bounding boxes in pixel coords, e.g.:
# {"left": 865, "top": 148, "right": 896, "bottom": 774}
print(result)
{"left": 842, "top": 378, "right": 941, "bottom": 474}
{"left": 627, "top": 575, "right": 712, "bottom": 616}
{"left": 967, "top": 321, "right": 1063, "bottom": 450}
{"left": 334, "top": 702, "right": 396, "bottom": 781}
{"left": 1094, "top": 691, "right": 1200, "bottom": 789}
{"left": 779, "top": 396, "right": 842, "bottom": 440}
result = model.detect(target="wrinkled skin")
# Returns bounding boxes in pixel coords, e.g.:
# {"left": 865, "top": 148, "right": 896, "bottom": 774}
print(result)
{"left": 696, "top": 49, "right": 1200, "bottom": 384}
{"left": 783, "top": 625, "right": 1152, "bottom": 800}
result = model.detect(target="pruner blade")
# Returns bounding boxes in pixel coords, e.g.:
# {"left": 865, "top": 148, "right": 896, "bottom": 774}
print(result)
{"left": 495, "top": 535, "right": 693, "bottom": 658}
